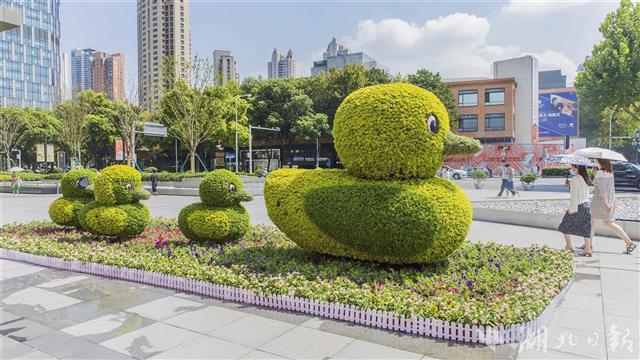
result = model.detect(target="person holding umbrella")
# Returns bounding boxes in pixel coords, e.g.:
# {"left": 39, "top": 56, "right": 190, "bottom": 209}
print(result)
{"left": 557, "top": 164, "right": 593, "bottom": 255}
{"left": 573, "top": 148, "right": 637, "bottom": 254}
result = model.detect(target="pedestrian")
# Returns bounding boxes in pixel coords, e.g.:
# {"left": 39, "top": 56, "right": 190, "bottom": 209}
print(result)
{"left": 151, "top": 168, "right": 159, "bottom": 196}
{"left": 10, "top": 171, "right": 22, "bottom": 195}
{"left": 587, "top": 158, "right": 637, "bottom": 254}
{"left": 497, "top": 160, "right": 508, "bottom": 197}
{"left": 504, "top": 163, "right": 519, "bottom": 197}
{"left": 557, "top": 165, "right": 593, "bottom": 255}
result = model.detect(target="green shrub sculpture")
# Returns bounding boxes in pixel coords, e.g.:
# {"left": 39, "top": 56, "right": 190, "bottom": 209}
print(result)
{"left": 78, "top": 165, "right": 151, "bottom": 238}
{"left": 48, "top": 169, "right": 96, "bottom": 227}
{"left": 178, "top": 169, "right": 252, "bottom": 242}
{"left": 265, "top": 83, "right": 477, "bottom": 264}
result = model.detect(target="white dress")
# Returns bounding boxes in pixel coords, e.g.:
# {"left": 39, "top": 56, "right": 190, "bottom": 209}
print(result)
{"left": 591, "top": 171, "right": 615, "bottom": 221}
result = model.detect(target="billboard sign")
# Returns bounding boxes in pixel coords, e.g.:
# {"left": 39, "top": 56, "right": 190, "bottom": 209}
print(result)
{"left": 538, "top": 91, "right": 578, "bottom": 137}
{"left": 115, "top": 139, "right": 124, "bottom": 161}
{"left": 36, "top": 144, "right": 55, "bottom": 162}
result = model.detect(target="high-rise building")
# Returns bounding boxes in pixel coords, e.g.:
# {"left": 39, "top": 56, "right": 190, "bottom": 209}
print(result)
{"left": 91, "top": 52, "right": 108, "bottom": 94}
{"left": 105, "top": 53, "right": 125, "bottom": 101}
{"left": 311, "top": 37, "right": 387, "bottom": 76}
{"left": 59, "top": 52, "right": 70, "bottom": 101}
{"left": 493, "top": 55, "right": 539, "bottom": 144}
{"left": 90, "top": 52, "right": 125, "bottom": 101}
{"left": 137, "top": 0, "right": 191, "bottom": 111}
{"left": 213, "top": 50, "right": 238, "bottom": 85}
{"left": 71, "top": 48, "right": 96, "bottom": 96}
{"left": 268, "top": 48, "right": 296, "bottom": 79}
{"left": 0, "top": 0, "right": 61, "bottom": 109}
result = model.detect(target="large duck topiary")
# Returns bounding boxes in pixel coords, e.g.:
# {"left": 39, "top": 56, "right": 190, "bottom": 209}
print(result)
{"left": 178, "top": 170, "right": 252, "bottom": 243}
{"left": 78, "top": 165, "right": 151, "bottom": 238}
{"left": 48, "top": 169, "right": 96, "bottom": 227}
{"left": 264, "top": 83, "right": 481, "bottom": 264}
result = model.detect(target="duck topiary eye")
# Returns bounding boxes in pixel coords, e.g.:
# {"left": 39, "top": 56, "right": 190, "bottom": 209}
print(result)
{"left": 126, "top": 183, "right": 133, "bottom": 190}
{"left": 427, "top": 115, "right": 439, "bottom": 134}
{"left": 229, "top": 183, "right": 237, "bottom": 192}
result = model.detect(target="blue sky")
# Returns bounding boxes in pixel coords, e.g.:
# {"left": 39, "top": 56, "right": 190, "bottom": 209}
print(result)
{"left": 60, "top": 0, "right": 621, "bottom": 88}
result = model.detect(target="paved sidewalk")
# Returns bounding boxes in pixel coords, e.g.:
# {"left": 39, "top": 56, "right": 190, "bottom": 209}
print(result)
{"left": 2, "top": 221, "right": 638, "bottom": 359}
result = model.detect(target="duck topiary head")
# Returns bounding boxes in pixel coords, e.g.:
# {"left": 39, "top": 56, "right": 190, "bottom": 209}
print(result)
{"left": 60, "top": 169, "right": 96, "bottom": 198}
{"left": 199, "top": 169, "right": 253, "bottom": 207}
{"left": 92, "top": 165, "right": 150, "bottom": 205}
{"left": 333, "top": 83, "right": 480, "bottom": 180}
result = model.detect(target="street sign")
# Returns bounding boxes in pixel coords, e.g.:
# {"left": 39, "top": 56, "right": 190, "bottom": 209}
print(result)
{"left": 143, "top": 122, "right": 167, "bottom": 137}
{"left": 36, "top": 144, "right": 55, "bottom": 162}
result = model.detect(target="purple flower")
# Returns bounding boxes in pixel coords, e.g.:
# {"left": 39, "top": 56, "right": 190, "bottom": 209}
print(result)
{"left": 466, "top": 280, "right": 473, "bottom": 287}
{"left": 208, "top": 256, "right": 215, "bottom": 265}
{"left": 166, "top": 249, "right": 173, "bottom": 258}
{"left": 495, "top": 263, "right": 501, "bottom": 270}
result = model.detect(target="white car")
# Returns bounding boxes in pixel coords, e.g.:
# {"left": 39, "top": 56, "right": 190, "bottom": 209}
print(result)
{"left": 442, "top": 165, "right": 467, "bottom": 180}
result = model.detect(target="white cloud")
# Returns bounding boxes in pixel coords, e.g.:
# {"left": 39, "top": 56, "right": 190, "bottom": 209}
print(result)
{"left": 501, "top": 0, "right": 596, "bottom": 15}
{"left": 336, "top": 13, "right": 578, "bottom": 83}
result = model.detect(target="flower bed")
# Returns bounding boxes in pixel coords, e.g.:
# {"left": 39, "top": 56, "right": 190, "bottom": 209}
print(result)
{"left": 0, "top": 219, "right": 573, "bottom": 332}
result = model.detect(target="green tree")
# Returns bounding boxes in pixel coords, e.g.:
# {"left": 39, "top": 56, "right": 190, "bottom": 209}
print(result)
{"left": 158, "top": 57, "right": 227, "bottom": 172}
{"left": 85, "top": 114, "right": 117, "bottom": 168}
{"left": 365, "top": 67, "right": 392, "bottom": 86}
{"left": 574, "top": 0, "right": 640, "bottom": 143}
{"left": 0, "top": 108, "right": 32, "bottom": 169}
{"left": 55, "top": 101, "right": 88, "bottom": 166}
{"left": 22, "top": 109, "right": 61, "bottom": 168}
{"left": 248, "top": 79, "right": 328, "bottom": 166}
{"left": 407, "top": 69, "right": 458, "bottom": 127}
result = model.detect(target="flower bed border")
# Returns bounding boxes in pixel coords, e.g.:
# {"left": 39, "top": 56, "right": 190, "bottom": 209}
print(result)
{"left": 0, "top": 248, "right": 571, "bottom": 345}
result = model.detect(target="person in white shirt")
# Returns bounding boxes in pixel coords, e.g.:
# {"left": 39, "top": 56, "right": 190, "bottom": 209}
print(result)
{"left": 557, "top": 164, "right": 593, "bottom": 256}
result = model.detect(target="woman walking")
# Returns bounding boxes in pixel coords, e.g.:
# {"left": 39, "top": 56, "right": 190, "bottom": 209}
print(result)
{"left": 504, "top": 164, "right": 519, "bottom": 197}
{"left": 10, "top": 171, "right": 22, "bottom": 195}
{"left": 589, "top": 158, "right": 636, "bottom": 254}
{"left": 558, "top": 164, "right": 592, "bottom": 255}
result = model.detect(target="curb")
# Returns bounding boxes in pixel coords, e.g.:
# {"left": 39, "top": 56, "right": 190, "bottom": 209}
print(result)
{"left": 0, "top": 248, "right": 571, "bottom": 345}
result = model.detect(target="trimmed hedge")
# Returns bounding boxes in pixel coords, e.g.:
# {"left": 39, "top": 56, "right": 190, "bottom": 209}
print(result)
{"left": 178, "top": 170, "right": 252, "bottom": 243}
{"left": 79, "top": 202, "right": 149, "bottom": 237}
{"left": 79, "top": 165, "right": 151, "bottom": 238}
{"left": 60, "top": 169, "right": 96, "bottom": 198}
{"left": 265, "top": 169, "right": 473, "bottom": 264}
{"left": 542, "top": 167, "right": 570, "bottom": 176}
{"left": 94, "top": 165, "right": 148, "bottom": 205}
{"left": 199, "top": 169, "right": 253, "bottom": 207}
{"left": 178, "top": 203, "right": 250, "bottom": 243}
{"left": 141, "top": 171, "right": 182, "bottom": 182}
{"left": 48, "top": 197, "right": 92, "bottom": 227}
{"left": 333, "top": 83, "right": 450, "bottom": 180}
{"left": 0, "top": 171, "right": 44, "bottom": 181}
{"left": 444, "top": 132, "right": 482, "bottom": 156}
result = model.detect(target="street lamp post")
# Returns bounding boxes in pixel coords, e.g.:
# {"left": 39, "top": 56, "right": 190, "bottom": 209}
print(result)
{"left": 608, "top": 108, "right": 615, "bottom": 150}
{"left": 235, "top": 94, "right": 252, "bottom": 173}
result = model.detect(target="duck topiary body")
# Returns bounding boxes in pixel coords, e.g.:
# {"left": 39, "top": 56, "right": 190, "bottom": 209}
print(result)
{"left": 265, "top": 83, "right": 481, "bottom": 264}
{"left": 78, "top": 165, "right": 150, "bottom": 238}
{"left": 48, "top": 169, "right": 96, "bottom": 227}
{"left": 178, "top": 170, "right": 252, "bottom": 242}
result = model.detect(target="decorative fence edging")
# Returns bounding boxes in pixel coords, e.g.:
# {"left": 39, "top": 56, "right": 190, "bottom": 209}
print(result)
{"left": 0, "top": 248, "right": 571, "bottom": 345}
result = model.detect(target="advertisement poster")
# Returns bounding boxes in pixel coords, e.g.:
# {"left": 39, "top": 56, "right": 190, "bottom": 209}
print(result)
{"left": 36, "top": 144, "right": 55, "bottom": 163}
{"left": 115, "top": 139, "right": 124, "bottom": 161}
{"left": 538, "top": 91, "right": 579, "bottom": 137}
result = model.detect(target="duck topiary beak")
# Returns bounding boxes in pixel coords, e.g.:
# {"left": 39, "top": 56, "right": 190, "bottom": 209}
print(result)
{"left": 238, "top": 190, "right": 253, "bottom": 202}
{"left": 135, "top": 188, "right": 151, "bottom": 200}
{"left": 443, "top": 132, "right": 482, "bottom": 156}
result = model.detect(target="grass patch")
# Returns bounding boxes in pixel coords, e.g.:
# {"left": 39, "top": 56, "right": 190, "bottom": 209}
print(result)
{"left": 0, "top": 218, "right": 573, "bottom": 327}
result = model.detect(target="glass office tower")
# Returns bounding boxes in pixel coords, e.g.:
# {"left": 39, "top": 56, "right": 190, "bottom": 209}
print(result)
{"left": 0, "top": 0, "right": 61, "bottom": 109}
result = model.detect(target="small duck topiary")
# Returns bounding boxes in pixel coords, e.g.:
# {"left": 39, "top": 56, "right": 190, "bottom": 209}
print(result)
{"left": 178, "top": 170, "right": 253, "bottom": 242}
{"left": 265, "top": 83, "right": 481, "bottom": 264}
{"left": 48, "top": 169, "right": 96, "bottom": 227}
{"left": 78, "top": 165, "right": 151, "bottom": 238}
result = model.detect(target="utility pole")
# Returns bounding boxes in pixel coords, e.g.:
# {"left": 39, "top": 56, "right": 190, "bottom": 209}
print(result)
{"left": 608, "top": 107, "right": 616, "bottom": 150}
{"left": 235, "top": 94, "right": 251, "bottom": 173}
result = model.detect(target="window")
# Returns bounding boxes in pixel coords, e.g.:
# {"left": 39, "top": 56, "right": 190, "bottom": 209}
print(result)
{"left": 485, "top": 88, "right": 505, "bottom": 105}
{"left": 485, "top": 113, "right": 505, "bottom": 131}
{"left": 458, "top": 90, "right": 477, "bottom": 107}
{"left": 458, "top": 114, "right": 478, "bottom": 132}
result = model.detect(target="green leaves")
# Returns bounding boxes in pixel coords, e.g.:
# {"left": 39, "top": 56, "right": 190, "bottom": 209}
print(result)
{"left": 408, "top": 69, "right": 458, "bottom": 128}
{"left": 443, "top": 132, "right": 482, "bottom": 156}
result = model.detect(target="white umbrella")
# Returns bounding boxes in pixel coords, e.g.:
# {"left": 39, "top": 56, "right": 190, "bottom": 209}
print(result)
{"left": 573, "top": 147, "right": 627, "bottom": 161}
{"left": 545, "top": 154, "right": 595, "bottom": 167}
{"left": 7, "top": 166, "right": 24, "bottom": 172}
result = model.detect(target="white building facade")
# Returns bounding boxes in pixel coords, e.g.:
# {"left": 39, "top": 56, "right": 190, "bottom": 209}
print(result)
{"left": 268, "top": 48, "right": 296, "bottom": 79}
{"left": 213, "top": 50, "right": 238, "bottom": 85}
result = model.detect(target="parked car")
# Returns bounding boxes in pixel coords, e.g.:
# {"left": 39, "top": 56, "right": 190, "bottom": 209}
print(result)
{"left": 442, "top": 165, "right": 467, "bottom": 180}
{"left": 613, "top": 161, "right": 640, "bottom": 189}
